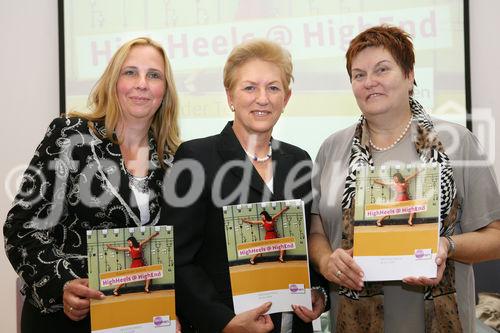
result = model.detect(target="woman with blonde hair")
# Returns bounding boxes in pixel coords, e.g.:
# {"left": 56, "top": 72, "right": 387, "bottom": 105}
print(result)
{"left": 4, "top": 37, "right": 180, "bottom": 332}
{"left": 167, "top": 38, "right": 328, "bottom": 333}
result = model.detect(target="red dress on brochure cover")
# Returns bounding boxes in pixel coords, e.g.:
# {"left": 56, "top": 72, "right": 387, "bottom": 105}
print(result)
{"left": 87, "top": 226, "right": 176, "bottom": 332}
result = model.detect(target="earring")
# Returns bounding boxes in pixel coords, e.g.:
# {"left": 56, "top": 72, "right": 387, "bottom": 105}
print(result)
{"left": 230, "top": 105, "right": 235, "bottom": 112}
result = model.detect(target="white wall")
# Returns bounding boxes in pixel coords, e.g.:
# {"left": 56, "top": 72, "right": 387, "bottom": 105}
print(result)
{"left": 0, "top": 1, "right": 499, "bottom": 332}
{"left": 469, "top": 1, "right": 500, "bottom": 176}
{"left": 0, "top": 1, "right": 59, "bottom": 332}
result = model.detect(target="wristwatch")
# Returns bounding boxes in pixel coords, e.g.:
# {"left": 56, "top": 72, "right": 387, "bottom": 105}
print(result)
{"left": 444, "top": 235, "right": 456, "bottom": 257}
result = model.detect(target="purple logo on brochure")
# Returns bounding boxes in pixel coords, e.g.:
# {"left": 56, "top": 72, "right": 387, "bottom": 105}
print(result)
{"left": 289, "top": 284, "right": 305, "bottom": 294}
{"left": 414, "top": 248, "right": 432, "bottom": 260}
{"left": 153, "top": 316, "right": 171, "bottom": 327}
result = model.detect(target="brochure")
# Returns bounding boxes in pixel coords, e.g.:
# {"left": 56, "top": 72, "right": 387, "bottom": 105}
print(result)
{"left": 353, "top": 164, "right": 440, "bottom": 281}
{"left": 86, "top": 225, "right": 175, "bottom": 333}
{"left": 222, "top": 199, "right": 311, "bottom": 314}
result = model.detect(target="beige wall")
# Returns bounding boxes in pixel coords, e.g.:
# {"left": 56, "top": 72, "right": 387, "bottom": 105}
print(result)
{"left": 1, "top": 1, "right": 499, "bottom": 332}
{"left": 0, "top": 1, "right": 59, "bottom": 332}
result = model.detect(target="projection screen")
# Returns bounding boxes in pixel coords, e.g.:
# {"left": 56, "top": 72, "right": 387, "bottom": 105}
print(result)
{"left": 60, "top": 0, "right": 470, "bottom": 159}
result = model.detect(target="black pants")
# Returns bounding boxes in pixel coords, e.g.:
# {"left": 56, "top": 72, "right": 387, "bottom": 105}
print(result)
{"left": 21, "top": 300, "right": 90, "bottom": 333}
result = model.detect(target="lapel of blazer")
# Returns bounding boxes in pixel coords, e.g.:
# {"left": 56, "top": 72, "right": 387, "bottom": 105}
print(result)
{"left": 88, "top": 122, "right": 143, "bottom": 226}
{"left": 146, "top": 131, "right": 173, "bottom": 184}
{"left": 88, "top": 121, "right": 125, "bottom": 186}
{"left": 145, "top": 133, "right": 171, "bottom": 225}
{"left": 271, "top": 139, "right": 294, "bottom": 201}
{"left": 216, "top": 122, "right": 272, "bottom": 200}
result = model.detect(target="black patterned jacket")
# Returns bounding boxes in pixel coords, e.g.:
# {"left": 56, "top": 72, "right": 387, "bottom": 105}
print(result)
{"left": 3, "top": 116, "right": 171, "bottom": 313}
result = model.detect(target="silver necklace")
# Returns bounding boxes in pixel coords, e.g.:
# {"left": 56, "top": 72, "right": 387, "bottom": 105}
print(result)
{"left": 369, "top": 116, "right": 412, "bottom": 152}
{"left": 244, "top": 141, "right": 272, "bottom": 162}
{"left": 128, "top": 175, "right": 149, "bottom": 193}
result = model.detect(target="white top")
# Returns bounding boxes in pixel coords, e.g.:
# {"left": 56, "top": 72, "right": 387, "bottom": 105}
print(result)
{"left": 281, "top": 313, "right": 293, "bottom": 333}
{"left": 129, "top": 175, "right": 150, "bottom": 225}
{"left": 266, "top": 177, "right": 274, "bottom": 193}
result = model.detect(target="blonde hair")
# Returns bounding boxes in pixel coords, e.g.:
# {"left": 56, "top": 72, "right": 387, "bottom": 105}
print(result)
{"left": 70, "top": 37, "right": 180, "bottom": 166}
{"left": 223, "top": 38, "right": 293, "bottom": 95}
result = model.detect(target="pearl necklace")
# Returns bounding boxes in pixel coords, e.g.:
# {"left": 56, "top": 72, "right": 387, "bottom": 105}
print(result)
{"left": 244, "top": 141, "right": 272, "bottom": 162}
{"left": 369, "top": 117, "right": 412, "bottom": 152}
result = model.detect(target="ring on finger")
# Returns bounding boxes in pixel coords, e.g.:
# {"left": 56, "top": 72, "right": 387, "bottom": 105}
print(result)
{"left": 335, "top": 269, "right": 343, "bottom": 278}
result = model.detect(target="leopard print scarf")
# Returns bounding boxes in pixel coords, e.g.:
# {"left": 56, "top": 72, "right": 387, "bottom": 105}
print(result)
{"left": 337, "top": 98, "right": 463, "bottom": 332}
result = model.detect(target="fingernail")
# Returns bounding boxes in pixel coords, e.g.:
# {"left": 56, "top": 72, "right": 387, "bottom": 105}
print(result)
{"left": 100, "top": 293, "right": 105, "bottom": 299}
{"left": 359, "top": 272, "right": 364, "bottom": 277}
{"left": 265, "top": 302, "right": 272, "bottom": 308}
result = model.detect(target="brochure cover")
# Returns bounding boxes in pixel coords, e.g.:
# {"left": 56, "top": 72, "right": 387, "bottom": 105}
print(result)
{"left": 353, "top": 164, "right": 440, "bottom": 281}
{"left": 223, "top": 199, "right": 311, "bottom": 314}
{"left": 86, "top": 226, "right": 175, "bottom": 333}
